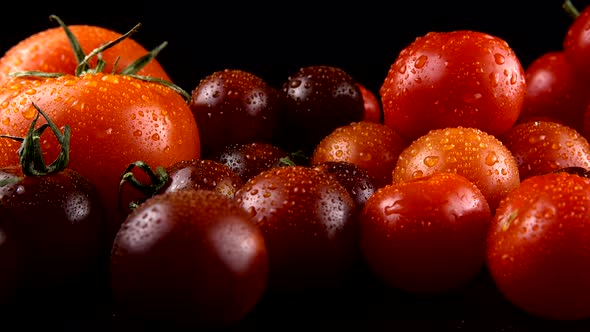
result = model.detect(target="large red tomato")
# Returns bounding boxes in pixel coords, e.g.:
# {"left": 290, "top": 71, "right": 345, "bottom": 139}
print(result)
{"left": 380, "top": 30, "right": 526, "bottom": 142}
{"left": 0, "top": 74, "right": 201, "bottom": 240}
{"left": 0, "top": 16, "right": 171, "bottom": 86}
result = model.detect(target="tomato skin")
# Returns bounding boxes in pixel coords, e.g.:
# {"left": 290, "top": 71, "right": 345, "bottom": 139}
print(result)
{"left": 110, "top": 189, "right": 268, "bottom": 329}
{"left": 0, "top": 74, "right": 201, "bottom": 239}
{"left": 0, "top": 25, "right": 171, "bottom": 86}
{"left": 360, "top": 172, "right": 491, "bottom": 294}
{"left": 487, "top": 172, "right": 590, "bottom": 320}
{"left": 517, "top": 51, "right": 590, "bottom": 133}
{"left": 380, "top": 30, "right": 526, "bottom": 142}
{"left": 357, "top": 83, "right": 382, "bottom": 123}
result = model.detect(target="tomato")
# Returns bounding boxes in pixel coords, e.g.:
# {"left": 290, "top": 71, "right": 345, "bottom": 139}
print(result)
{"left": 0, "top": 16, "right": 171, "bottom": 86}
{"left": 380, "top": 30, "right": 526, "bottom": 142}
{"left": 357, "top": 83, "right": 382, "bottom": 123}
{"left": 392, "top": 126, "right": 520, "bottom": 212}
{"left": 360, "top": 172, "right": 491, "bottom": 294}
{"left": 311, "top": 121, "right": 408, "bottom": 188}
{"left": 564, "top": 3, "right": 590, "bottom": 81}
{"left": 486, "top": 171, "right": 590, "bottom": 320}
{"left": 234, "top": 165, "right": 358, "bottom": 293}
{"left": 110, "top": 189, "right": 268, "bottom": 329}
{"left": 517, "top": 51, "right": 590, "bottom": 134}
{"left": 500, "top": 120, "right": 590, "bottom": 181}
{"left": 0, "top": 73, "right": 200, "bottom": 241}
{"left": 277, "top": 65, "right": 365, "bottom": 154}
{"left": 189, "top": 69, "right": 282, "bottom": 158}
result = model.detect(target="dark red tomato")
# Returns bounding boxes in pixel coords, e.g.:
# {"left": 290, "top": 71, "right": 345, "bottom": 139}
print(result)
{"left": 517, "top": 51, "right": 590, "bottom": 134}
{"left": 501, "top": 120, "right": 590, "bottom": 181}
{"left": 311, "top": 160, "right": 377, "bottom": 213}
{"left": 234, "top": 165, "right": 358, "bottom": 293}
{"left": 0, "top": 165, "right": 106, "bottom": 295}
{"left": 212, "top": 142, "right": 292, "bottom": 183}
{"left": 357, "top": 83, "right": 382, "bottom": 123}
{"left": 162, "top": 158, "right": 244, "bottom": 197}
{"left": 564, "top": 4, "right": 590, "bottom": 81}
{"left": 487, "top": 171, "right": 590, "bottom": 320}
{"left": 189, "top": 69, "right": 282, "bottom": 158}
{"left": 360, "top": 172, "right": 491, "bottom": 294}
{"left": 381, "top": 30, "right": 526, "bottom": 142}
{"left": 392, "top": 126, "right": 520, "bottom": 212}
{"left": 110, "top": 189, "right": 268, "bottom": 329}
{"left": 278, "top": 65, "right": 365, "bottom": 154}
{"left": 311, "top": 121, "right": 408, "bottom": 188}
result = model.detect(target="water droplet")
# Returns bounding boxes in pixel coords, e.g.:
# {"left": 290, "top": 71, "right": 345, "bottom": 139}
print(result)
{"left": 494, "top": 53, "right": 505, "bottom": 65}
{"left": 423, "top": 156, "right": 439, "bottom": 167}
{"left": 414, "top": 55, "right": 428, "bottom": 68}
{"left": 485, "top": 151, "right": 498, "bottom": 166}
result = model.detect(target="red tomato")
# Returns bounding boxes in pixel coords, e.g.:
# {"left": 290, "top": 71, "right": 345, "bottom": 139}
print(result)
{"left": 517, "top": 51, "right": 590, "bottom": 133}
{"left": 487, "top": 171, "right": 590, "bottom": 320}
{"left": 380, "top": 30, "right": 526, "bottom": 142}
{"left": 0, "top": 74, "right": 201, "bottom": 240}
{"left": 564, "top": 4, "right": 590, "bottom": 81}
{"left": 0, "top": 17, "right": 171, "bottom": 86}
{"left": 357, "top": 83, "right": 382, "bottom": 123}
{"left": 360, "top": 172, "right": 491, "bottom": 294}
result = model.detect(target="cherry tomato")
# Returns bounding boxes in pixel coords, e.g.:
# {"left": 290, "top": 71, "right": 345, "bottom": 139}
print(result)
{"left": 517, "top": 51, "right": 590, "bottom": 133}
{"left": 487, "top": 171, "right": 590, "bottom": 320}
{"left": 564, "top": 3, "right": 590, "bottom": 81}
{"left": 360, "top": 172, "right": 491, "bottom": 294}
{"left": 311, "top": 121, "right": 408, "bottom": 188}
{"left": 380, "top": 30, "right": 526, "bottom": 142}
{"left": 110, "top": 189, "right": 268, "bottom": 329}
{"left": 392, "top": 126, "right": 520, "bottom": 212}
{"left": 234, "top": 165, "right": 358, "bottom": 293}
{"left": 500, "top": 120, "right": 590, "bottom": 180}
{"left": 357, "top": 83, "right": 382, "bottom": 123}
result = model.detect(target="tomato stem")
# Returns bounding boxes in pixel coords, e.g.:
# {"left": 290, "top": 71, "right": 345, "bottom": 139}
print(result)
{"left": 563, "top": 0, "right": 580, "bottom": 19}
{"left": 118, "top": 160, "right": 169, "bottom": 212}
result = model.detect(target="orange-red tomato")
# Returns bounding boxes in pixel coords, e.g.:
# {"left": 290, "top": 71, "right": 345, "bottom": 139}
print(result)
{"left": 392, "top": 126, "right": 520, "bottom": 212}
{"left": 0, "top": 23, "right": 171, "bottom": 86}
{"left": 0, "top": 74, "right": 201, "bottom": 239}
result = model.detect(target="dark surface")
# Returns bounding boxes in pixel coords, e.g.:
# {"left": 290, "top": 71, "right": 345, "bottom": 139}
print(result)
{"left": 1, "top": 0, "right": 590, "bottom": 331}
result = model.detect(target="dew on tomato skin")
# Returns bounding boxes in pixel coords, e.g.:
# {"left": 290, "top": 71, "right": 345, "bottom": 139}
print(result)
{"left": 15, "top": 185, "right": 24, "bottom": 195}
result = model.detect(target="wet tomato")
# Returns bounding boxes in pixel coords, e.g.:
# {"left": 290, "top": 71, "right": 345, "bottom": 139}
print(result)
{"left": 110, "top": 189, "right": 268, "bottom": 329}
{"left": 360, "top": 172, "right": 491, "bottom": 294}
{"left": 487, "top": 171, "right": 590, "bottom": 320}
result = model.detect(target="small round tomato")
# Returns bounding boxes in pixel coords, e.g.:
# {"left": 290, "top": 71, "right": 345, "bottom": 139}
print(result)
{"left": 110, "top": 189, "right": 268, "bottom": 329}
{"left": 487, "top": 171, "right": 590, "bottom": 320}
{"left": 380, "top": 30, "right": 526, "bottom": 142}
{"left": 501, "top": 120, "right": 590, "bottom": 180}
{"left": 234, "top": 165, "right": 358, "bottom": 293}
{"left": 360, "top": 172, "right": 491, "bottom": 294}
{"left": 311, "top": 121, "right": 408, "bottom": 188}
{"left": 517, "top": 51, "right": 590, "bottom": 133}
{"left": 564, "top": 4, "right": 590, "bottom": 81}
{"left": 357, "top": 83, "right": 382, "bottom": 123}
{"left": 392, "top": 126, "right": 520, "bottom": 212}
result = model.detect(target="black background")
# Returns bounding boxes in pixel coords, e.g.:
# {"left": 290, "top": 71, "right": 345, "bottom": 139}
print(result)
{"left": 2, "top": 0, "right": 590, "bottom": 331}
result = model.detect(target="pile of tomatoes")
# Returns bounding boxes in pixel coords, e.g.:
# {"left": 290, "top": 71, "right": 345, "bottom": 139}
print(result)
{"left": 2, "top": 2, "right": 590, "bottom": 331}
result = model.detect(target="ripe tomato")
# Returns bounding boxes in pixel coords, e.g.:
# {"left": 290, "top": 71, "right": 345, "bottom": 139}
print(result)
{"left": 380, "top": 30, "right": 526, "bottom": 142}
{"left": 360, "top": 172, "right": 491, "bottom": 294}
{"left": 487, "top": 171, "right": 590, "bottom": 320}
{"left": 234, "top": 165, "right": 358, "bottom": 293}
{"left": 500, "top": 120, "right": 590, "bottom": 180}
{"left": 392, "top": 126, "right": 520, "bottom": 212}
{"left": 110, "top": 189, "right": 268, "bottom": 329}
{"left": 517, "top": 51, "right": 590, "bottom": 133}
{"left": 564, "top": 3, "right": 590, "bottom": 80}
{"left": 0, "top": 16, "right": 171, "bottom": 86}
{"left": 357, "top": 83, "right": 382, "bottom": 123}
{"left": 0, "top": 73, "right": 201, "bottom": 240}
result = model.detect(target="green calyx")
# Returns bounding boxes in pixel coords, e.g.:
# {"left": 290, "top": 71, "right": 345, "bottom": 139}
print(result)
{"left": 118, "top": 160, "right": 169, "bottom": 211}
{"left": 1, "top": 102, "right": 70, "bottom": 176}
{"left": 8, "top": 15, "right": 191, "bottom": 101}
